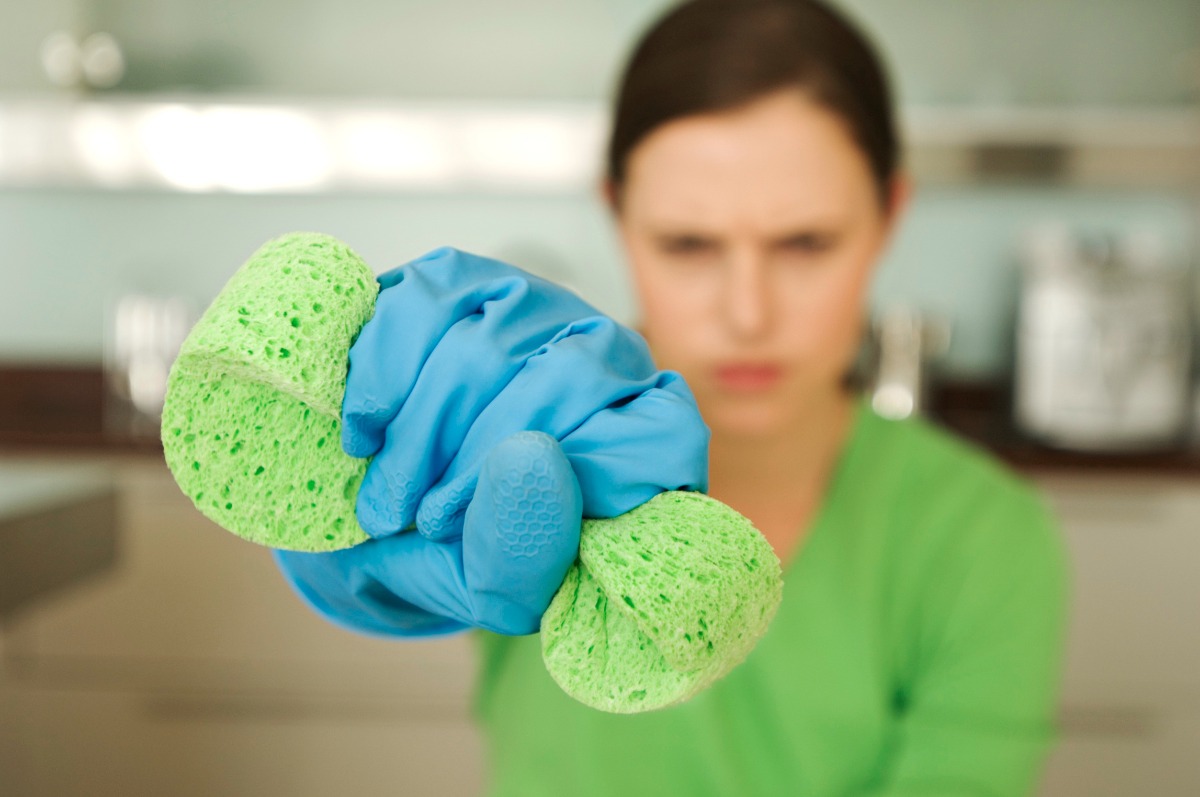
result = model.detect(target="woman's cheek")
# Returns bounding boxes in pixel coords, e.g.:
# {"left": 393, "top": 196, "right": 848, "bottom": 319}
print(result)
{"left": 792, "top": 256, "right": 871, "bottom": 375}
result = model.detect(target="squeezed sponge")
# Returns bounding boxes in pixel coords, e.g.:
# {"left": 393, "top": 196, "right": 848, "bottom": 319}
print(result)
{"left": 161, "top": 232, "right": 377, "bottom": 551}
{"left": 541, "top": 490, "right": 783, "bottom": 713}
{"left": 163, "top": 232, "right": 785, "bottom": 713}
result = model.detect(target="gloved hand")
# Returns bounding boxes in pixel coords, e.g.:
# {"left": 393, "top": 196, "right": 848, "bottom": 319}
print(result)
{"left": 274, "top": 247, "right": 708, "bottom": 637}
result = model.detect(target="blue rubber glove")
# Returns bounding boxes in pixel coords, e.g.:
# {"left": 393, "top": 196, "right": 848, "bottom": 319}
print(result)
{"left": 275, "top": 247, "right": 708, "bottom": 637}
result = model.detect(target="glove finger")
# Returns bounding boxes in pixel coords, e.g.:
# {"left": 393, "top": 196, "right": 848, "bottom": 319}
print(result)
{"left": 342, "top": 247, "right": 481, "bottom": 458}
{"left": 415, "top": 316, "right": 706, "bottom": 539}
{"left": 414, "top": 315, "right": 636, "bottom": 540}
{"left": 561, "top": 372, "right": 709, "bottom": 516}
{"left": 353, "top": 268, "right": 596, "bottom": 537}
{"left": 417, "top": 377, "right": 706, "bottom": 538}
{"left": 274, "top": 533, "right": 475, "bottom": 632}
{"left": 462, "top": 431, "right": 582, "bottom": 636}
{"left": 342, "top": 247, "right": 596, "bottom": 458}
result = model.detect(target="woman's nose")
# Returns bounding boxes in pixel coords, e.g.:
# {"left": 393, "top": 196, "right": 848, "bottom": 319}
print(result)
{"left": 722, "top": 249, "right": 772, "bottom": 340}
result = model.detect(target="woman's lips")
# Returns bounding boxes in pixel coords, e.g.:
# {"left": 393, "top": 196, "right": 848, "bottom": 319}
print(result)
{"left": 713, "top": 363, "right": 783, "bottom": 391}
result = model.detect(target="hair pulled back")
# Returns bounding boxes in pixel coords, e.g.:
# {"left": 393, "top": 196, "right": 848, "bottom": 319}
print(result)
{"left": 607, "top": 0, "right": 899, "bottom": 205}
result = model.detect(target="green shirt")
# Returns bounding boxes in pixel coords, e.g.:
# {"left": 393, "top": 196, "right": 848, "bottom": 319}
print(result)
{"left": 472, "top": 402, "right": 1069, "bottom": 796}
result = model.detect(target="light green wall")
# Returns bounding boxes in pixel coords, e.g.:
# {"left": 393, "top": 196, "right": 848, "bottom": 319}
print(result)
{"left": 2, "top": 186, "right": 1194, "bottom": 377}
{"left": 1, "top": 0, "right": 1198, "bottom": 375}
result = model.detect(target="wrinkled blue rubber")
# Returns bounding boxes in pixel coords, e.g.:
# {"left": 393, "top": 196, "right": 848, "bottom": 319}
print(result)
{"left": 339, "top": 247, "right": 708, "bottom": 543}
{"left": 274, "top": 246, "right": 710, "bottom": 638}
{"left": 275, "top": 431, "right": 583, "bottom": 636}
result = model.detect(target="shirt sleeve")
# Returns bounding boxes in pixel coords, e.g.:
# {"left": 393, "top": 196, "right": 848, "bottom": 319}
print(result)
{"left": 860, "top": 479, "right": 1070, "bottom": 797}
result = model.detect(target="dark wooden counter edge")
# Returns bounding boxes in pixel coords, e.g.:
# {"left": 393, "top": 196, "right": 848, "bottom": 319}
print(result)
{"left": 0, "top": 364, "right": 164, "bottom": 456}
{"left": 3, "top": 363, "right": 1199, "bottom": 474}
{"left": 929, "top": 381, "right": 1200, "bottom": 476}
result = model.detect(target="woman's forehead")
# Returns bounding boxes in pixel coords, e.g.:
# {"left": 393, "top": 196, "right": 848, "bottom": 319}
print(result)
{"left": 621, "top": 90, "right": 874, "bottom": 228}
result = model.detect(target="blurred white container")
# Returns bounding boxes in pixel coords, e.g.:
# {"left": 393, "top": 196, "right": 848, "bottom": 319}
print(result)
{"left": 103, "top": 294, "right": 193, "bottom": 439}
{"left": 1014, "top": 225, "right": 1193, "bottom": 451}
{"left": 866, "top": 305, "right": 951, "bottom": 421}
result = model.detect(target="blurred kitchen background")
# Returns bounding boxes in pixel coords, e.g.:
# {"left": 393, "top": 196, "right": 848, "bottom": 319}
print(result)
{"left": 1, "top": 1, "right": 1199, "bottom": 795}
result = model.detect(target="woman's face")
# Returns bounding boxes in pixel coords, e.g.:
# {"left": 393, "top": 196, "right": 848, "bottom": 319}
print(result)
{"left": 612, "top": 88, "right": 908, "bottom": 438}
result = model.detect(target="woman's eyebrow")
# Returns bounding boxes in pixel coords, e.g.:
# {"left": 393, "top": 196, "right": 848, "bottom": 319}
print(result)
{"left": 767, "top": 216, "right": 848, "bottom": 235}
{"left": 642, "top": 216, "right": 848, "bottom": 238}
{"left": 769, "top": 225, "right": 841, "bottom": 241}
{"left": 652, "top": 226, "right": 716, "bottom": 236}
{"left": 647, "top": 224, "right": 721, "bottom": 239}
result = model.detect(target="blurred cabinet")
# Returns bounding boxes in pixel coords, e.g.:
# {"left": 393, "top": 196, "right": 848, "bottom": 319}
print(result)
{"left": 0, "top": 0, "right": 76, "bottom": 92}
{"left": 0, "top": 0, "right": 647, "bottom": 99}
{"left": 3, "top": 1, "right": 1197, "bottom": 104}
{"left": 843, "top": 0, "right": 1200, "bottom": 106}
{"left": 3, "top": 457, "right": 1199, "bottom": 795}
{"left": 1035, "top": 474, "right": 1200, "bottom": 797}
{"left": 0, "top": 456, "right": 484, "bottom": 797}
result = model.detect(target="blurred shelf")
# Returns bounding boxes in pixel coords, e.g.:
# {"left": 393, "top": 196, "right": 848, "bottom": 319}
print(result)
{"left": 0, "top": 94, "right": 1197, "bottom": 193}
{"left": 0, "top": 363, "right": 162, "bottom": 454}
{"left": 904, "top": 105, "right": 1200, "bottom": 189}
{"left": 4, "top": 362, "right": 1200, "bottom": 475}
{"left": 930, "top": 381, "right": 1200, "bottom": 475}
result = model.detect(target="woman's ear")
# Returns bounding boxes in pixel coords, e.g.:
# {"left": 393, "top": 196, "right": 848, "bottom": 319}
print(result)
{"left": 883, "top": 171, "right": 912, "bottom": 238}
{"left": 600, "top": 178, "right": 621, "bottom": 215}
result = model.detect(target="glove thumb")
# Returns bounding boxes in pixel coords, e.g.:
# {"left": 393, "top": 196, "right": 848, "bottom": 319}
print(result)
{"left": 462, "top": 431, "right": 582, "bottom": 635}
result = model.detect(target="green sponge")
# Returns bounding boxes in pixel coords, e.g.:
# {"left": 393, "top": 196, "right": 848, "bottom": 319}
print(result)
{"left": 162, "top": 232, "right": 784, "bottom": 713}
{"left": 541, "top": 491, "right": 782, "bottom": 712}
{"left": 161, "top": 232, "right": 377, "bottom": 551}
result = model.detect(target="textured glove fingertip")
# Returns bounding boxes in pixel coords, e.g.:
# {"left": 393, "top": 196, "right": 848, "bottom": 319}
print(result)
{"left": 462, "top": 431, "right": 582, "bottom": 635}
{"left": 340, "top": 420, "right": 375, "bottom": 459}
{"left": 484, "top": 431, "right": 581, "bottom": 561}
{"left": 355, "top": 463, "right": 419, "bottom": 538}
{"left": 416, "top": 474, "right": 476, "bottom": 542}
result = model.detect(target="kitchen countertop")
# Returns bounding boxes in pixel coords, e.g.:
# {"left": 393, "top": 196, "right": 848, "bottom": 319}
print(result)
{"left": 3, "top": 362, "right": 1200, "bottom": 475}
{"left": 0, "top": 459, "right": 120, "bottom": 621}
{"left": 0, "top": 462, "right": 115, "bottom": 521}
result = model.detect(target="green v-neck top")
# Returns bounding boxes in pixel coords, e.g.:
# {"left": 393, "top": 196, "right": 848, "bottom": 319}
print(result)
{"left": 472, "top": 402, "right": 1068, "bottom": 796}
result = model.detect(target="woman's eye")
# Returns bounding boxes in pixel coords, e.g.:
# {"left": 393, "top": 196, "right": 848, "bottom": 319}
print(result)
{"left": 779, "top": 234, "right": 835, "bottom": 254}
{"left": 659, "top": 236, "right": 717, "bottom": 256}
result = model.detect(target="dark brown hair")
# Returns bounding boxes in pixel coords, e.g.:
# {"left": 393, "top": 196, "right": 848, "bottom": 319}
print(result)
{"left": 607, "top": 0, "right": 899, "bottom": 206}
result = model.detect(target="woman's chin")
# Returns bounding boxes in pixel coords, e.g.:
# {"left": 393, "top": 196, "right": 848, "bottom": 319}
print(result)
{"left": 700, "top": 395, "right": 797, "bottom": 440}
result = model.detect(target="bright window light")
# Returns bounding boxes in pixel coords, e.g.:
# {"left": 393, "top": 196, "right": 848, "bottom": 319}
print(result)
{"left": 335, "top": 112, "right": 456, "bottom": 186}
{"left": 72, "top": 104, "right": 137, "bottom": 185}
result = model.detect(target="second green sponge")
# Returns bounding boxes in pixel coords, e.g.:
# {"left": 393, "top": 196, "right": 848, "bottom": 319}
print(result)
{"left": 541, "top": 490, "right": 783, "bottom": 713}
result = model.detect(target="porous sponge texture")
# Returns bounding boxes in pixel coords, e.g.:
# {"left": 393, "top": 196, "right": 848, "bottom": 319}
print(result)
{"left": 541, "top": 491, "right": 783, "bottom": 713}
{"left": 161, "top": 232, "right": 378, "bottom": 551}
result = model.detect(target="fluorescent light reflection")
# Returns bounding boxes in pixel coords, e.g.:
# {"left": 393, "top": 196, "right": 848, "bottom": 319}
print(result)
{"left": 137, "top": 105, "right": 331, "bottom": 192}
{"left": 137, "top": 105, "right": 211, "bottom": 191}
{"left": 72, "top": 105, "right": 137, "bottom": 185}
{"left": 334, "top": 112, "right": 455, "bottom": 186}
{"left": 0, "top": 99, "right": 606, "bottom": 192}
{"left": 459, "top": 112, "right": 598, "bottom": 187}
{"left": 2, "top": 105, "right": 58, "bottom": 182}
{"left": 205, "top": 106, "right": 331, "bottom": 192}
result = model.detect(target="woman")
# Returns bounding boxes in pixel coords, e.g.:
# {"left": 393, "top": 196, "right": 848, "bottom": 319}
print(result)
{"left": 278, "top": 1, "right": 1068, "bottom": 794}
